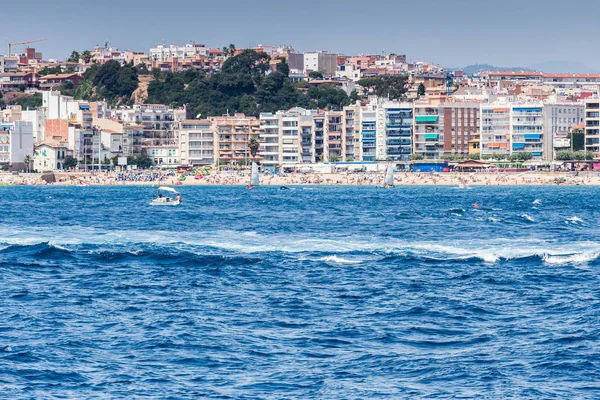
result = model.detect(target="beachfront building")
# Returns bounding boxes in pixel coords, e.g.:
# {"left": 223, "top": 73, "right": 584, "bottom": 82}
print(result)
{"left": 510, "top": 103, "right": 545, "bottom": 159}
{"left": 382, "top": 101, "right": 413, "bottom": 161}
{"left": 343, "top": 105, "right": 360, "bottom": 161}
{"left": 0, "top": 121, "right": 34, "bottom": 169}
{"left": 413, "top": 102, "right": 442, "bottom": 160}
{"left": 211, "top": 114, "right": 260, "bottom": 167}
{"left": 359, "top": 107, "right": 377, "bottom": 161}
{"left": 480, "top": 103, "right": 511, "bottom": 158}
{"left": 112, "top": 104, "right": 187, "bottom": 166}
{"left": 178, "top": 119, "right": 215, "bottom": 166}
{"left": 439, "top": 102, "right": 480, "bottom": 157}
{"left": 584, "top": 98, "right": 600, "bottom": 154}
{"left": 33, "top": 140, "right": 72, "bottom": 171}
{"left": 259, "top": 108, "right": 319, "bottom": 170}
{"left": 542, "top": 103, "right": 584, "bottom": 159}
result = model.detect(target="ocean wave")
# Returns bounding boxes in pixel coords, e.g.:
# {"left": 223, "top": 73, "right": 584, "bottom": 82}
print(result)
{"left": 0, "top": 225, "right": 599, "bottom": 266}
{"left": 318, "top": 255, "right": 361, "bottom": 265}
{"left": 521, "top": 214, "right": 535, "bottom": 223}
{"left": 565, "top": 216, "right": 584, "bottom": 225}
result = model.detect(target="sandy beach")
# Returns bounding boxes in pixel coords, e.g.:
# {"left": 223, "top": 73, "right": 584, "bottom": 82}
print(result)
{"left": 1, "top": 170, "right": 599, "bottom": 187}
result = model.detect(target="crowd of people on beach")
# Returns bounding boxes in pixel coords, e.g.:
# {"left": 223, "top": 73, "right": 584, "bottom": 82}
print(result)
{"left": 0, "top": 168, "right": 597, "bottom": 187}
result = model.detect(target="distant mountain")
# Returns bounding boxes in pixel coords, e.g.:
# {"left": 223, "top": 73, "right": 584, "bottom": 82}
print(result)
{"left": 459, "top": 64, "right": 533, "bottom": 75}
{"left": 528, "top": 61, "right": 598, "bottom": 74}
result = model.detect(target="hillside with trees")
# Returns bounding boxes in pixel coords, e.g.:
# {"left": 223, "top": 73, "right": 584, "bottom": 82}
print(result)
{"left": 64, "top": 50, "right": 353, "bottom": 116}
{"left": 145, "top": 50, "right": 352, "bottom": 117}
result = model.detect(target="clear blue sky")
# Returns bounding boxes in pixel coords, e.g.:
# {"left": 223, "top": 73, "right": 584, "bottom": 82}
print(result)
{"left": 2, "top": 0, "right": 597, "bottom": 70}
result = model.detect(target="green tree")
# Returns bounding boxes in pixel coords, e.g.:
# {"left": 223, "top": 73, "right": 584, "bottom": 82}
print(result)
{"left": 349, "top": 90, "right": 360, "bottom": 103}
{"left": 135, "top": 153, "right": 153, "bottom": 169}
{"left": 81, "top": 50, "right": 93, "bottom": 63}
{"left": 276, "top": 58, "right": 290, "bottom": 76}
{"left": 307, "top": 84, "right": 350, "bottom": 110}
{"left": 23, "top": 155, "right": 31, "bottom": 173}
{"left": 9, "top": 93, "right": 42, "bottom": 109}
{"left": 469, "top": 153, "right": 480, "bottom": 160}
{"left": 38, "top": 66, "right": 63, "bottom": 76}
{"left": 567, "top": 129, "right": 585, "bottom": 151}
{"left": 411, "top": 153, "right": 424, "bottom": 161}
{"left": 308, "top": 71, "right": 324, "bottom": 80}
{"left": 63, "top": 156, "right": 77, "bottom": 170}
{"left": 248, "top": 138, "right": 260, "bottom": 162}
{"left": 418, "top": 83, "right": 426, "bottom": 96}
{"left": 329, "top": 154, "right": 340, "bottom": 162}
{"left": 68, "top": 51, "right": 80, "bottom": 63}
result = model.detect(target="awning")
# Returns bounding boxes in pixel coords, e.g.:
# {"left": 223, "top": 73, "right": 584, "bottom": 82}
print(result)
{"left": 158, "top": 186, "right": 179, "bottom": 193}
{"left": 424, "top": 134, "right": 439, "bottom": 140}
{"left": 532, "top": 152, "right": 542, "bottom": 156}
{"left": 512, "top": 143, "right": 525, "bottom": 149}
{"left": 524, "top": 134, "right": 541, "bottom": 139}
{"left": 416, "top": 116, "right": 439, "bottom": 123}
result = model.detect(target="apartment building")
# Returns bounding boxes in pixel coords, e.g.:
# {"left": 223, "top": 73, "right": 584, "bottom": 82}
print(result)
{"left": 480, "top": 101, "right": 546, "bottom": 159}
{"left": 543, "top": 103, "right": 584, "bottom": 157}
{"left": 178, "top": 120, "right": 215, "bottom": 166}
{"left": 113, "top": 104, "right": 187, "bottom": 166}
{"left": 510, "top": 104, "right": 545, "bottom": 159}
{"left": 211, "top": 114, "right": 260, "bottom": 166}
{"left": 382, "top": 101, "right": 413, "bottom": 161}
{"left": 0, "top": 121, "right": 34, "bottom": 169}
{"left": 584, "top": 98, "right": 600, "bottom": 154}
{"left": 359, "top": 108, "right": 377, "bottom": 161}
{"left": 259, "top": 108, "right": 318, "bottom": 170}
{"left": 440, "top": 103, "right": 480, "bottom": 156}
{"left": 343, "top": 106, "right": 360, "bottom": 161}
{"left": 413, "top": 102, "right": 442, "bottom": 159}
{"left": 149, "top": 43, "right": 209, "bottom": 62}
{"left": 480, "top": 103, "right": 511, "bottom": 158}
{"left": 288, "top": 52, "right": 339, "bottom": 76}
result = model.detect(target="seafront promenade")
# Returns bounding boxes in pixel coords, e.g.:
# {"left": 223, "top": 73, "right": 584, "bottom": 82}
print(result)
{"left": 1, "top": 170, "right": 597, "bottom": 186}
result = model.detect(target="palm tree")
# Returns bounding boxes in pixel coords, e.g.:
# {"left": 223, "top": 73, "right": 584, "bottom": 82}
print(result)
{"left": 23, "top": 155, "right": 31, "bottom": 173}
{"left": 248, "top": 138, "right": 260, "bottom": 163}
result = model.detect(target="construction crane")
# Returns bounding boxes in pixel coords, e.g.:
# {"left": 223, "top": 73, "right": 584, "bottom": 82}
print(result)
{"left": 7, "top": 38, "right": 47, "bottom": 57}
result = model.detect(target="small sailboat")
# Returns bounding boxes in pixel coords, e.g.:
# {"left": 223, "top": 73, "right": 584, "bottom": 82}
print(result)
{"left": 150, "top": 186, "right": 181, "bottom": 206}
{"left": 378, "top": 164, "right": 395, "bottom": 188}
{"left": 246, "top": 162, "right": 259, "bottom": 189}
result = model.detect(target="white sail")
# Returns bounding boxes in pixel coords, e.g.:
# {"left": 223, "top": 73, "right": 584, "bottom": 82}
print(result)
{"left": 385, "top": 164, "right": 394, "bottom": 186}
{"left": 251, "top": 162, "right": 260, "bottom": 186}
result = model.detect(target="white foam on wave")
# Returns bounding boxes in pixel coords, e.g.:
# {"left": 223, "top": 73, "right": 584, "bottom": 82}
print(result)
{"left": 533, "top": 199, "right": 542, "bottom": 205}
{"left": 543, "top": 252, "right": 599, "bottom": 265}
{"left": 1, "top": 224, "right": 599, "bottom": 266}
{"left": 319, "top": 255, "right": 361, "bottom": 265}
{"left": 565, "top": 216, "right": 584, "bottom": 225}
{"left": 521, "top": 214, "right": 535, "bottom": 222}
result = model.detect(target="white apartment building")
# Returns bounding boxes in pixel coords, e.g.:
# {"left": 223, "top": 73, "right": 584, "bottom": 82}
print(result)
{"left": 481, "top": 100, "right": 547, "bottom": 160}
{"left": 178, "top": 120, "right": 214, "bottom": 166}
{"left": 149, "top": 43, "right": 209, "bottom": 62}
{"left": 0, "top": 121, "right": 34, "bottom": 169}
{"left": 259, "top": 108, "right": 318, "bottom": 170}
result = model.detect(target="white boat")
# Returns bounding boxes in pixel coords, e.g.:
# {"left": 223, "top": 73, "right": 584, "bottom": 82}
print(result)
{"left": 150, "top": 186, "right": 181, "bottom": 206}
{"left": 248, "top": 162, "right": 259, "bottom": 188}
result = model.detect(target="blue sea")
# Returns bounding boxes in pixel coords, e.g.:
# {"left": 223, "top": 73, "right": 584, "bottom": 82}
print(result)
{"left": 1, "top": 185, "right": 599, "bottom": 398}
